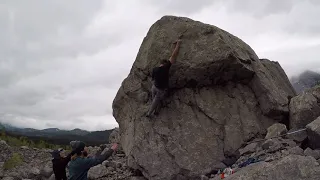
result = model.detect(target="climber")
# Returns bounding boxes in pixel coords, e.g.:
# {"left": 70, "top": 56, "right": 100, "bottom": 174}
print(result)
{"left": 68, "top": 140, "right": 118, "bottom": 180}
{"left": 146, "top": 38, "right": 182, "bottom": 117}
{"left": 51, "top": 148, "right": 75, "bottom": 180}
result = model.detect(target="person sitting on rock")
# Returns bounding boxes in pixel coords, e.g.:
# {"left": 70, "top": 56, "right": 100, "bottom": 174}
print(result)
{"left": 51, "top": 148, "right": 74, "bottom": 180}
{"left": 146, "top": 38, "right": 182, "bottom": 117}
{"left": 68, "top": 140, "right": 118, "bottom": 180}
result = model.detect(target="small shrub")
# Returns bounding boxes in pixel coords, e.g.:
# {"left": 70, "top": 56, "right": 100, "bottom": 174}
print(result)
{"left": 3, "top": 153, "right": 23, "bottom": 170}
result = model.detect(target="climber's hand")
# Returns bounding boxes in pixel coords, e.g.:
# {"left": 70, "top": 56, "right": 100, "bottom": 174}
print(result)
{"left": 111, "top": 143, "right": 118, "bottom": 151}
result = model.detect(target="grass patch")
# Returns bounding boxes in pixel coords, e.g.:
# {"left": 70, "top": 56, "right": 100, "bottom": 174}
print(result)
{"left": 3, "top": 153, "right": 23, "bottom": 170}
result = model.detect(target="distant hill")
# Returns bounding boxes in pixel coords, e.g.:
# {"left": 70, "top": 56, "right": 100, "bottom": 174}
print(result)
{"left": 0, "top": 123, "right": 114, "bottom": 146}
{"left": 291, "top": 70, "right": 320, "bottom": 94}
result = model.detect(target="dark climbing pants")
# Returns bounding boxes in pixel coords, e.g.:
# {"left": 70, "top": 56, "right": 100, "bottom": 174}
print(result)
{"left": 147, "top": 85, "right": 167, "bottom": 116}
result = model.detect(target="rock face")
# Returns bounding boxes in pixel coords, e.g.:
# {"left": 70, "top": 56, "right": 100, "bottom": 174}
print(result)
{"left": 112, "top": 16, "right": 296, "bottom": 179}
{"left": 307, "top": 116, "right": 320, "bottom": 149}
{"left": 289, "top": 86, "right": 320, "bottom": 129}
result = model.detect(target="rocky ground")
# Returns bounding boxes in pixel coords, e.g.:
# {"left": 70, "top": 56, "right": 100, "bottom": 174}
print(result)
{"left": 0, "top": 139, "right": 145, "bottom": 180}
{"left": 206, "top": 121, "right": 320, "bottom": 180}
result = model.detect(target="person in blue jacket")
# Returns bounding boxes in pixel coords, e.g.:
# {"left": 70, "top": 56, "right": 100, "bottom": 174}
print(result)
{"left": 68, "top": 141, "right": 118, "bottom": 180}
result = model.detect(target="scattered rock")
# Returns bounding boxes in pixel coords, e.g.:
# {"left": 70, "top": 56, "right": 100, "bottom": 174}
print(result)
{"left": 27, "top": 167, "right": 40, "bottom": 178}
{"left": 286, "top": 128, "right": 307, "bottom": 143}
{"left": 307, "top": 116, "right": 320, "bottom": 149}
{"left": 240, "top": 143, "right": 258, "bottom": 156}
{"left": 0, "top": 140, "right": 7, "bottom": 146}
{"left": 254, "top": 150, "right": 267, "bottom": 158}
{"left": 0, "top": 141, "right": 12, "bottom": 162}
{"left": 88, "top": 164, "right": 110, "bottom": 179}
{"left": 0, "top": 162, "right": 4, "bottom": 177}
{"left": 109, "top": 128, "right": 120, "bottom": 144}
{"left": 20, "top": 146, "right": 29, "bottom": 150}
{"left": 289, "top": 86, "right": 320, "bottom": 129}
{"left": 288, "top": 146, "right": 304, "bottom": 156}
{"left": 280, "top": 138, "right": 296, "bottom": 148}
{"left": 200, "top": 175, "right": 209, "bottom": 180}
{"left": 265, "top": 123, "right": 287, "bottom": 139}
{"left": 304, "top": 148, "right": 320, "bottom": 160}
{"left": 113, "top": 15, "right": 295, "bottom": 179}
{"left": 40, "top": 163, "right": 53, "bottom": 178}
{"left": 117, "top": 153, "right": 126, "bottom": 158}
{"left": 105, "top": 161, "right": 116, "bottom": 168}
{"left": 225, "top": 155, "right": 320, "bottom": 180}
{"left": 129, "top": 177, "right": 147, "bottom": 180}
{"left": 2, "top": 177, "right": 15, "bottom": 180}
{"left": 42, "top": 149, "right": 53, "bottom": 153}
{"left": 262, "top": 139, "right": 283, "bottom": 153}
{"left": 48, "top": 174, "right": 56, "bottom": 180}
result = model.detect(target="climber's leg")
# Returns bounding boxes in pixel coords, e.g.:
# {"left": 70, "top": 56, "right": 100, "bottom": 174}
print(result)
{"left": 151, "top": 84, "right": 157, "bottom": 100}
{"left": 154, "top": 89, "right": 167, "bottom": 115}
{"left": 147, "top": 85, "right": 164, "bottom": 117}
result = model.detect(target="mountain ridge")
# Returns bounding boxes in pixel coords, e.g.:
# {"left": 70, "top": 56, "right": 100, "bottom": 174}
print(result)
{"left": 291, "top": 70, "right": 320, "bottom": 93}
{"left": 0, "top": 123, "right": 116, "bottom": 146}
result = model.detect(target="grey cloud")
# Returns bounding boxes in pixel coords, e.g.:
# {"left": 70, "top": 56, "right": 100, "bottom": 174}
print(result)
{"left": 226, "top": 0, "right": 296, "bottom": 18}
{"left": 0, "top": 0, "right": 120, "bottom": 88}
{"left": 141, "top": 0, "right": 216, "bottom": 14}
{"left": 1, "top": 0, "right": 319, "bottom": 130}
{"left": 1, "top": 0, "right": 105, "bottom": 54}
{"left": 0, "top": 0, "right": 121, "bottom": 130}
{"left": 260, "top": 44, "right": 320, "bottom": 77}
{"left": 283, "top": 3, "right": 320, "bottom": 36}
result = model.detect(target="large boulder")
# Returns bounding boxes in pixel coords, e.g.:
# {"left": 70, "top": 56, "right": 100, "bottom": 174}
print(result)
{"left": 306, "top": 116, "right": 320, "bottom": 149}
{"left": 88, "top": 164, "right": 110, "bottom": 179}
{"left": 265, "top": 123, "right": 288, "bottom": 139}
{"left": 112, "top": 16, "right": 296, "bottom": 180}
{"left": 40, "top": 162, "right": 53, "bottom": 178}
{"left": 289, "top": 86, "right": 320, "bottom": 129}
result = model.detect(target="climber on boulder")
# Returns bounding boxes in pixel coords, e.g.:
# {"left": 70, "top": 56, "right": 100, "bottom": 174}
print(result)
{"left": 146, "top": 38, "right": 182, "bottom": 117}
{"left": 68, "top": 140, "right": 118, "bottom": 180}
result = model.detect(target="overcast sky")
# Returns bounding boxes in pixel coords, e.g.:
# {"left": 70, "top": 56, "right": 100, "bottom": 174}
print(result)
{"left": 0, "top": 0, "right": 320, "bottom": 131}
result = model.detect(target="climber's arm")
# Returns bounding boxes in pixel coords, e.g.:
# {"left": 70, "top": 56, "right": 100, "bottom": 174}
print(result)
{"left": 83, "top": 144, "right": 118, "bottom": 170}
{"left": 169, "top": 39, "right": 182, "bottom": 64}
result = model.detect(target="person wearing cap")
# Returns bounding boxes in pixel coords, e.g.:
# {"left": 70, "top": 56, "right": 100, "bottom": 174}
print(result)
{"left": 51, "top": 148, "right": 74, "bottom": 180}
{"left": 68, "top": 141, "right": 118, "bottom": 180}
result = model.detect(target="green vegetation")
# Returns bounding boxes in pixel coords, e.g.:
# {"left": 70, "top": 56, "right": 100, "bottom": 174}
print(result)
{"left": 0, "top": 129, "right": 70, "bottom": 150}
{"left": 3, "top": 153, "right": 23, "bottom": 170}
